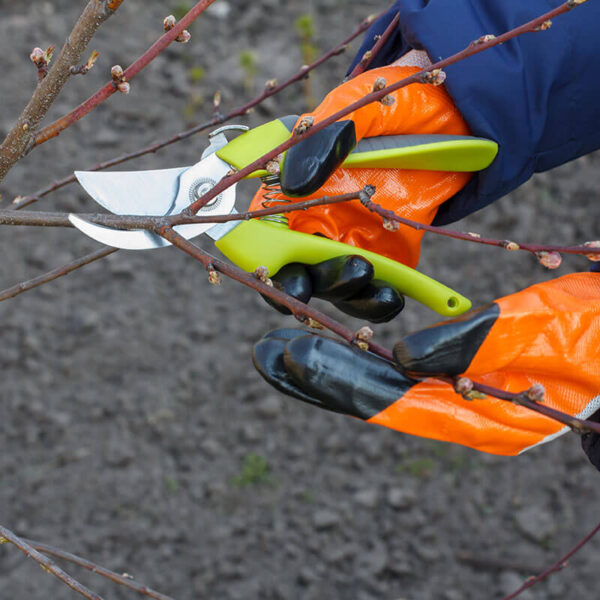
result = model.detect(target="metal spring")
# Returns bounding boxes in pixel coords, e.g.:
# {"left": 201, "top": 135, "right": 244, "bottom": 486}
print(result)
{"left": 259, "top": 174, "right": 290, "bottom": 209}
{"left": 258, "top": 174, "right": 289, "bottom": 225}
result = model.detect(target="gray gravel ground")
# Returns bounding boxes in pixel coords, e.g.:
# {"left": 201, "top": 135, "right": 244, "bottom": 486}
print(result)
{"left": 1, "top": 1, "right": 599, "bottom": 599}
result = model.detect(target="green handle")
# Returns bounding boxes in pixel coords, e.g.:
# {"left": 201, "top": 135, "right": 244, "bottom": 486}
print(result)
{"left": 216, "top": 117, "right": 498, "bottom": 176}
{"left": 215, "top": 219, "right": 471, "bottom": 317}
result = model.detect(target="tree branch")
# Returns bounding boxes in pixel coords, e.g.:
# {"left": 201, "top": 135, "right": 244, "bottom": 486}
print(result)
{"left": 23, "top": 538, "right": 174, "bottom": 600}
{"left": 0, "top": 247, "right": 116, "bottom": 302}
{"left": 359, "top": 195, "right": 600, "bottom": 260}
{"left": 502, "top": 516, "right": 600, "bottom": 600}
{"left": 11, "top": 11, "right": 377, "bottom": 210}
{"left": 347, "top": 12, "right": 400, "bottom": 78}
{"left": 0, "top": 526, "right": 103, "bottom": 600}
{"left": 0, "top": 0, "right": 124, "bottom": 182}
{"left": 34, "top": 0, "right": 218, "bottom": 147}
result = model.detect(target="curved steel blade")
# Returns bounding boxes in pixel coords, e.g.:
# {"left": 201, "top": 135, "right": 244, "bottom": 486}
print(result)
{"left": 75, "top": 167, "right": 188, "bottom": 216}
{"left": 72, "top": 153, "right": 237, "bottom": 249}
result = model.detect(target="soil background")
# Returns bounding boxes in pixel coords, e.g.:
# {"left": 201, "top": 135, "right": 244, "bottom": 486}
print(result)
{"left": 1, "top": 2, "right": 599, "bottom": 599}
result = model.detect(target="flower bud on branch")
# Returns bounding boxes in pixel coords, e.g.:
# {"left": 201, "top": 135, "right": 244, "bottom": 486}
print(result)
{"left": 254, "top": 265, "right": 273, "bottom": 287}
{"left": 111, "top": 64, "right": 130, "bottom": 94}
{"left": 164, "top": 13, "right": 191, "bottom": 42}
{"left": 422, "top": 68, "right": 446, "bottom": 86}
{"left": 353, "top": 326, "right": 374, "bottom": 351}
{"left": 294, "top": 116, "right": 314, "bottom": 135}
{"left": 536, "top": 250, "right": 562, "bottom": 269}
{"left": 30, "top": 45, "right": 56, "bottom": 81}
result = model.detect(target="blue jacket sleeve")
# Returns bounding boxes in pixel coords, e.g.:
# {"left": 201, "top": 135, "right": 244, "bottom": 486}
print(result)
{"left": 348, "top": 1, "right": 600, "bottom": 225}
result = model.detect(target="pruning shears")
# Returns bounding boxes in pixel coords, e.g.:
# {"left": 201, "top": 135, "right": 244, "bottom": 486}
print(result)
{"left": 69, "top": 115, "right": 498, "bottom": 317}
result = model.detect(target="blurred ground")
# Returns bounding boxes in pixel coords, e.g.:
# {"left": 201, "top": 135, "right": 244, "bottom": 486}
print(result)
{"left": 0, "top": 1, "right": 599, "bottom": 599}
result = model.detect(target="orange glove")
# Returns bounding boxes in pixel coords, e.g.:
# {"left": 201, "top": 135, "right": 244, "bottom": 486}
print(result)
{"left": 253, "top": 273, "right": 600, "bottom": 459}
{"left": 249, "top": 65, "right": 472, "bottom": 268}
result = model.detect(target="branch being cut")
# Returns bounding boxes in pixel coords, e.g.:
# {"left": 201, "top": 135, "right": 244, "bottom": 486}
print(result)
{"left": 11, "top": 11, "right": 378, "bottom": 211}
{"left": 34, "top": 0, "right": 218, "bottom": 147}
{"left": 0, "top": 0, "right": 124, "bottom": 182}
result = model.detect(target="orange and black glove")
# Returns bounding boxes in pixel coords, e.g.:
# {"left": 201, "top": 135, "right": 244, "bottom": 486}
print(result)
{"left": 251, "top": 64, "right": 473, "bottom": 322}
{"left": 253, "top": 273, "right": 600, "bottom": 467}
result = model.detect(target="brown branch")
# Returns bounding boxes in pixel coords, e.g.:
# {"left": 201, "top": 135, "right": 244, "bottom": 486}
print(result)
{"left": 23, "top": 538, "right": 174, "bottom": 600}
{"left": 502, "top": 516, "right": 600, "bottom": 600}
{"left": 0, "top": 189, "right": 365, "bottom": 306}
{"left": 158, "top": 225, "right": 393, "bottom": 359}
{"left": 0, "top": 189, "right": 368, "bottom": 229}
{"left": 348, "top": 12, "right": 400, "bottom": 78}
{"left": 184, "top": 1, "right": 585, "bottom": 217}
{"left": 0, "top": 526, "right": 103, "bottom": 600}
{"left": 0, "top": 247, "right": 116, "bottom": 302}
{"left": 360, "top": 196, "right": 600, "bottom": 258}
{"left": 11, "top": 11, "right": 377, "bottom": 211}
{"left": 0, "top": 0, "right": 123, "bottom": 182}
{"left": 159, "top": 224, "right": 600, "bottom": 437}
{"left": 34, "top": 0, "right": 217, "bottom": 147}
{"left": 445, "top": 377, "right": 600, "bottom": 436}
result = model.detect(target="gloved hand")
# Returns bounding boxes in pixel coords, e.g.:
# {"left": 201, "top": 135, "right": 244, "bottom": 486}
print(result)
{"left": 250, "top": 64, "right": 474, "bottom": 321}
{"left": 253, "top": 273, "right": 600, "bottom": 467}
{"left": 251, "top": 64, "right": 472, "bottom": 270}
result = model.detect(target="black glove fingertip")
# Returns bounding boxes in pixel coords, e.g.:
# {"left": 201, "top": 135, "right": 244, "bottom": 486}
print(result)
{"left": 261, "top": 263, "right": 312, "bottom": 315}
{"left": 252, "top": 336, "right": 324, "bottom": 407}
{"left": 308, "top": 255, "right": 373, "bottom": 301}
{"left": 334, "top": 279, "right": 405, "bottom": 323}
{"left": 280, "top": 120, "right": 356, "bottom": 197}
{"left": 284, "top": 335, "right": 414, "bottom": 419}
{"left": 393, "top": 303, "right": 500, "bottom": 376}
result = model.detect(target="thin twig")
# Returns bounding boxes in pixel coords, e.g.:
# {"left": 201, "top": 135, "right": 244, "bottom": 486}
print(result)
{"left": 0, "top": 0, "right": 123, "bottom": 182}
{"left": 502, "top": 517, "right": 600, "bottom": 600}
{"left": 348, "top": 12, "right": 400, "bottom": 78}
{"left": 444, "top": 377, "right": 600, "bottom": 436}
{"left": 23, "top": 538, "right": 174, "bottom": 600}
{"left": 0, "top": 189, "right": 369, "bottom": 229}
{"left": 11, "top": 11, "right": 378, "bottom": 210}
{"left": 34, "top": 0, "right": 215, "bottom": 147}
{"left": 0, "top": 526, "right": 103, "bottom": 600}
{"left": 360, "top": 196, "right": 600, "bottom": 258}
{"left": 0, "top": 247, "right": 116, "bottom": 302}
{"left": 159, "top": 225, "right": 393, "bottom": 357}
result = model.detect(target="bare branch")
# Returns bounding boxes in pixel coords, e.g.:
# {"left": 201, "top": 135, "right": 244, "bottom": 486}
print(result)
{"left": 34, "top": 0, "right": 220, "bottom": 147}
{"left": 12, "top": 11, "right": 377, "bottom": 210}
{"left": 359, "top": 195, "right": 600, "bottom": 259}
{"left": 347, "top": 12, "right": 400, "bottom": 78}
{"left": 0, "top": 526, "right": 103, "bottom": 600}
{"left": 0, "top": 0, "right": 124, "bottom": 182}
{"left": 23, "top": 538, "right": 174, "bottom": 600}
{"left": 502, "top": 517, "right": 600, "bottom": 600}
{"left": 0, "top": 247, "right": 116, "bottom": 302}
